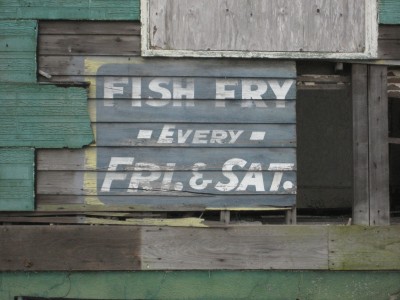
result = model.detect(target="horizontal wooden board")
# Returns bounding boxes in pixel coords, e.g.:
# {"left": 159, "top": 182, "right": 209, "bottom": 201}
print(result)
{"left": 95, "top": 123, "right": 296, "bottom": 147}
{"left": 37, "top": 170, "right": 296, "bottom": 195}
{"left": 36, "top": 194, "right": 296, "bottom": 209}
{"left": 37, "top": 148, "right": 297, "bottom": 171}
{"left": 39, "top": 35, "right": 141, "bottom": 56}
{"left": 378, "top": 39, "right": 400, "bottom": 59}
{"left": 39, "top": 21, "right": 141, "bottom": 35}
{"left": 379, "top": 25, "right": 400, "bottom": 39}
{"left": 0, "top": 226, "right": 141, "bottom": 271}
{"left": 330, "top": 226, "right": 400, "bottom": 270}
{"left": 95, "top": 59, "right": 296, "bottom": 78}
{"left": 0, "top": 0, "right": 140, "bottom": 20}
{"left": 90, "top": 99, "right": 296, "bottom": 123}
{"left": 146, "top": 0, "right": 366, "bottom": 53}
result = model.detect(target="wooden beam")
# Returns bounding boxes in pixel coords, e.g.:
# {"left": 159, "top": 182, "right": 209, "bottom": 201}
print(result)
{"left": 1, "top": 225, "right": 400, "bottom": 271}
{"left": 352, "top": 65, "right": 390, "bottom": 225}
{"left": 352, "top": 64, "right": 370, "bottom": 225}
{"left": 368, "top": 65, "right": 390, "bottom": 225}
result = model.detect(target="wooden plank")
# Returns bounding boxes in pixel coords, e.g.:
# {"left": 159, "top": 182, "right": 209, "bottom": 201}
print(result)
{"left": 36, "top": 170, "right": 296, "bottom": 196}
{"left": 36, "top": 195, "right": 296, "bottom": 211}
{"left": 91, "top": 99, "right": 296, "bottom": 123}
{"left": 352, "top": 64, "right": 370, "bottom": 225}
{"left": 379, "top": 25, "right": 400, "bottom": 39}
{"left": 0, "top": 0, "right": 140, "bottom": 20}
{"left": 39, "top": 35, "right": 140, "bottom": 56}
{"left": 0, "top": 84, "right": 93, "bottom": 148}
{"left": 379, "top": 0, "right": 400, "bottom": 24}
{"left": 148, "top": 0, "right": 365, "bottom": 53}
{"left": 368, "top": 65, "right": 390, "bottom": 225}
{"left": 37, "top": 148, "right": 297, "bottom": 171}
{"left": 141, "top": 226, "right": 328, "bottom": 270}
{"left": 0, "top": 149, "right": 34, "bottom": 211}
{"left": 0, "top": 53, "right": 36, "bottom": 83}
{"left": 378, "top": 39, "right": 400, "bottom": 60}
{"left": 39, "top": 21, "right": 141, "bottom": 35}
{"left": 0, "top": 226, "right": 141, "bottom": 271}
{"left": 329, "top": 225, "right": 400, "bottom": 270}
{"left": 94, "top": 123, "right": 296, "bottom": 148}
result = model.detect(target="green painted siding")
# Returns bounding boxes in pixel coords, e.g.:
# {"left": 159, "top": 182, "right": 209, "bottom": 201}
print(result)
{"left": 380, "top": 0, "right": 400, "bottom": 24}
{"left": 0, "top": 84, "right": 93, "bottom": 148}
{"left": 0, "top": 20, "right": 37, "bottom": 83}
{"left": 0, "top": 149, "right": 34, "bottom": 211}
{"left": 1, "top": 271, "right": 400, "bottom": 300}
{"left": 0, "top": 0, "right": 140, "bottom": 20}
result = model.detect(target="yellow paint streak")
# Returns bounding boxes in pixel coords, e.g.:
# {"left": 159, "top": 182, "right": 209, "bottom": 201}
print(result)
{"left": 206, "top": 207, "right": 292, "bottom": 211}
{"left": 85, "top": 217, "right": 207, "bottom": 227}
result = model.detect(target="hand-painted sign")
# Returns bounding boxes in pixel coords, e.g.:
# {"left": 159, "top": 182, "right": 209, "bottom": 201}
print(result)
{"left": 85, "top": 58, "right": 296, "bottom": 209}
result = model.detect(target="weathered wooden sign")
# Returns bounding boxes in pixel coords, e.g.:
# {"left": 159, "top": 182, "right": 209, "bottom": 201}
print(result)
{"left": 38, "top": 58, "right": 297, "bottom": 210}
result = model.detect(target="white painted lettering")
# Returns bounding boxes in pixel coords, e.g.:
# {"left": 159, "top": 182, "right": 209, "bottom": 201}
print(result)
{"left": 192, "top": 130, "right": 210, "bottom": 144}
{"left": 269, "top": 79, "right": 294, "bottom": 100}
{"left": 127, "top": 163, "right": 161, "bottom": 192}
{"left": 100, "top": 157, "right": 134, "bottom": 192}
{"left": 104, "top": 77, "right": 128, "bottom": 107}
{"left": 189, "top": 163, "right": 212, "bottom": 190}
{"left": 228, "top": 130, "right": 243, "bottom": 144}
{"left": 215, "top": 158, "right": 247, "bottom": 192}
{"left": 177, "top": 129, "right": 193, "bottom": 144}
{"left": 173, "top": 78, "right": 195, "bottom": 99}
{"left": 216, "top": 79, "right": 239, "bottom": 107}
{"left": 242, "top": 79, "right": 268, "bottom": 99}
{"left": 147, "top": 78, "right": 171, "bottom": 106}
{"left": 210, "top": 130, "right": 228, "bottom": 144}
{"left": 236, "top": 163, "right": 264, "bottom": 191}
{"left": 158, "top": 124, "right": 176, "bottom": 144}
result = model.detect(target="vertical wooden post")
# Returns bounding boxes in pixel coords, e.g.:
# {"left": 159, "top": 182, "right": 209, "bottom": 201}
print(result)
{"left": 285, "top": 207, "right": 297, "bottom": 225}
{"left": 368, "top": 66, "right": 390, "bottom": 225}
{"left": 352, "top": 64, "right": 390, "bottom": 225}
{"left": 352, "top": 64, "right": 370, "bottom": 225}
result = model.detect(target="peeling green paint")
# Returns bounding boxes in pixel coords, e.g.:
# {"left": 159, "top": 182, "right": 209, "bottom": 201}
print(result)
{"left": 0, "top": 20, "right": 37, "bottom": 83}
{"left": 0, "top": 0, "right": 140, "bottom": 20}
{"left": 1, "top": 271, "right": 400, "bottom": 300}
{"left": 380, "top": 0, "right": 400, "bottom": 24}
{"left": 0, "top": 84, "right": 93, "bottom": 148}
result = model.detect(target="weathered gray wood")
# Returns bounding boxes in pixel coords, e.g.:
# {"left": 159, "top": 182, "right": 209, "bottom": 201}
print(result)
{"left": 148, "top": 0, "right": 365, "bottom": 53}
{"left": 39, "top": 34, "right": 141, "bottom": 56}
{"left": 329, "top": 226, "right": 400, "bottom": 270}
{"left": 37, "top": 148, "right": 296, "bottom": 171}
{"left": 0, "top": 226, "right": 141, "bottom": 271}
{"left": 39, "top": 21, "right": 141, "bottom": 35}
{"left": 368, "top": 66, "right": 390, "bottom": 225}
{"left": 37, "top": 170, "right": 296, "bottom": 195}
{"left": 91, "top": 99, "right": 296, "bottom": 123}
{"left": 352, "top": 64, "right": 370, "bottom": 225}
{"left": 95, "top": 123, "right": 296, "bottom": 147}
{"left": 378, "top": 40, "right": 400, "bottom": 60}
{"left": 36, "top": 194, "right": 296, "bottom": 210}
{"left": 379, "top": 25, "right": 400, "bottom": 40}
{"left": 141, "top": 226, "right": 328, "bottom": 270}
{"left": 38, "top": 56, "right": 296, "bottom": 77}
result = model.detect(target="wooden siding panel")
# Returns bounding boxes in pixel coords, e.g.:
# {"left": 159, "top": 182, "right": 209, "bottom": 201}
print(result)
{"left": 0, "top": 0, "right": 140, "bottom": 20}
{"left": 0, "top": 20, "right": 37, "bottom": 82}
{"left": 144, "top": 0, "right": 377, "bottom": 58}
{"left": 379, "top": 0, "right": 400, "bottom": 24}
{"left": 0, "top": 149, "right": 34, "bottom": 211}
{"left": 0, "top": 84, "right": 93, "bottom": 148}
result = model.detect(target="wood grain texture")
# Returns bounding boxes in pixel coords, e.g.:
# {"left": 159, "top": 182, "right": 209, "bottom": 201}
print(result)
{"left": 0, "top": 84, "right": 93, "bottom": 148}
{"left": 0, "top": 226, "right": 141, "bottom": 271}
{"left": 141, "top": 225, "right": 328, "bottom": 270}
{"left": 379, "top": 0, "right": 400, "bottom": 24}
{"left": 39, "top": 35, "right": 140, "bottom": 56}
{"left": 329, "top": 226, "right": 400, "bottom": 270}
{"left": 39, "top": 21, "right": 141, "bottom": 35}
{"left": 0, "top": 149, "right": 34, "bottom": 211}
{"left": 352, "top": 65, "right": 370, "bottom": 225}
{"left": 368, "top": 66, "right": 390, "bottom": 225}
{"left": 0, "top": 0, "right": 140, "bottom": 20}
{"left": 0, "top": 20, "right": 37, "bottom": 82}
{"left": 148, "top": 0, "right": 365, "bottom": 53}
